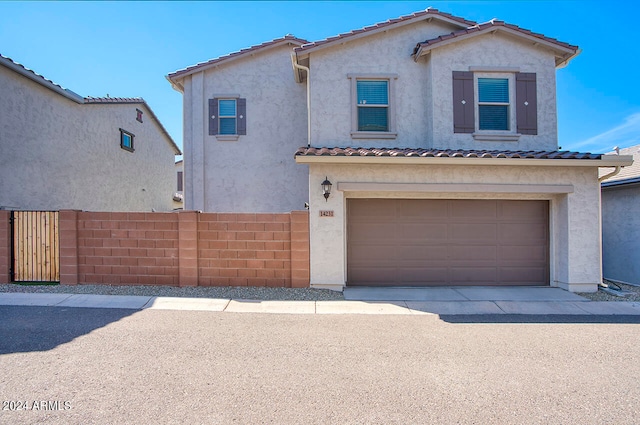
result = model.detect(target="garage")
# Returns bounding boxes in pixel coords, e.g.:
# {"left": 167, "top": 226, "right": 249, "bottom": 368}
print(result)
{"left": 347, "top": 199, "right": 549, "bottom": 286}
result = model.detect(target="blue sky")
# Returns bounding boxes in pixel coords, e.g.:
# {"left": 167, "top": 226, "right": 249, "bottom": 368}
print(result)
{"left": 1, "top": 1, "right": 638, "bottom": 154}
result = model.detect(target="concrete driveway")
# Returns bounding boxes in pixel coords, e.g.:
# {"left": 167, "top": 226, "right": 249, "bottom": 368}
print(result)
{"left": 1, "top": 305, "right": 639, "bottom": 424}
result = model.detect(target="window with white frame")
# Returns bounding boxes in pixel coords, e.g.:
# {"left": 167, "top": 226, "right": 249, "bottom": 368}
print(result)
{"left": 348, "top": 74, "right": 397, "bottom": 139}
{"left": 357, "top": 80, "right": 388, "bottom": 132}
{"left": 477, "top": 77, "right": 510, "bottom": 131}
{"left": 453, "top": 70, "right": 537, "bottom": 138}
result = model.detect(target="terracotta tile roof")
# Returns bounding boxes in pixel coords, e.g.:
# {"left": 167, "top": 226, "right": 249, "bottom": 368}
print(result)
{"left": 295, "top": 147, "right": 602, "bottom": 160}
{"left": 84, "top": 96, "right": 145, "bottom": 104}
{"left": 414, "top": 19, "right": 578, "bottom": 57}
{"left": 168, "top": 35, "right": 308, "bottom": 80}
{"left": 295, "top": 8, "right": 475, "bottom": 54}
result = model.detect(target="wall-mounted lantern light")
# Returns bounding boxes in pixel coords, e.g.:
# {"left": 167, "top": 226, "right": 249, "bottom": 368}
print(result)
{"left": 321, "top": 177, "right": 332, "bottom": 202}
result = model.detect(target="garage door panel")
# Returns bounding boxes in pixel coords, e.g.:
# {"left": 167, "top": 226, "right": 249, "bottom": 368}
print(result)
{"left": 500, "top": 223, "right": 547, "bottom": 242}
{"left": 347, "top": 199, "right": 549, "bottom": 287}
{"left": 349, "top": 245, "right": 396, "bottom": 262}
{"left": 398, "top": 223, "right": 448, "bottom": 240}
{"left": 400, "top": 267, "right": 449, "bottom": 283}
{"left": 348, "top": 267, "right": 398, "bottom": 283}
{"left": 348, "top": 199, "right": 396, "bottom": 218}
{"left": 450, "top": 223, "right": 497, "bottom": 241}
{"left": 349, "top": 223, "right": 396, "bottom": 241}
{"left": 500, "top": 267, "right": 548, "bottom": 283}
{"left": 500, "top": 200, "right": 549, "bottom": 219}
{"left": 451, "top": 200, "right": 497, "bottom": 218}
{"left": 397, "top": 245, "right": 448, "bottom": 260}
{"left": 449, "top": 245, "right": 497, "bottom": 261}
{"left": 398, "top": 199, "right": 448, "bottom": 218}
{"left": 451, "top": 267, "right": 497, "bottom": 283}
{"left": 499, "top": 245, "right": 547, "bottom": 261}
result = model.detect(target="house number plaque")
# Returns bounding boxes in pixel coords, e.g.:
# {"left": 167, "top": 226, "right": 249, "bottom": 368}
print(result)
{"left": 319, "top": 210, "right": 334, "bottom": 217}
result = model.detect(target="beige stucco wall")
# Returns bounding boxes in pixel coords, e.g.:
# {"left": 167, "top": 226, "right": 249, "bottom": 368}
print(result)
{"left": 307, "top": 21, "right": 559, "bottom": 151}
{"left": 601, "top": 185, "right": 640, "bottom": 284}
{"left": 0, "top": 66, "right": 177, "bottom": 212}
{"left": 428, "top": 33, "right": 558, "bottom": 151}
{"left": 307, "top": 163, "right": 602, "bottom": 292}
{"left": 308, "top": 19, "right": 459, "bottom": 149}
{"left": 181, "top": 44, "right": 309, "bottom": 212}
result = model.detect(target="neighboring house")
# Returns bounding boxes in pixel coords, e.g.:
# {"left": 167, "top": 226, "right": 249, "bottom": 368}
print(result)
{"left": 173, "top": 159, "right": 184, "bottom": 210}
{"left": 0, "top": 54, "right": 181, "bottom": 212}
{"left": 168, "top": 9, "right": 632, "bottom": 293}
{"left": 600, "top": 145, "right": 640, "bottom": 285}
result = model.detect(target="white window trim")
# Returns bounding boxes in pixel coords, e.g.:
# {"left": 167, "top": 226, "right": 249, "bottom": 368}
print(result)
{"left": 472, "top": 72, "right": 520, "bottom": 141}
{"left": 212, "top": 94, "right": 241, "bottom": 141}
{"left": 348, "top": 73, "right": 398, "bottom": 139}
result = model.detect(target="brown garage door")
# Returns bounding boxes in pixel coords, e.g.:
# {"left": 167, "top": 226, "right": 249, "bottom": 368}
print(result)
{"left": 347, "top": 199, "right": 549, "bottom": 286}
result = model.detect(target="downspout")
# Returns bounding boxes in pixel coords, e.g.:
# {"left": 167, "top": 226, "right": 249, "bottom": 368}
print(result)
{"left": 598, "top": 147, "right": 623, "bottom": 183}
{"left": 291, "top": 53, "right": 311, "bottom": 147}
{"left": 598, "top": 166, "right": 621, "bottom": 183}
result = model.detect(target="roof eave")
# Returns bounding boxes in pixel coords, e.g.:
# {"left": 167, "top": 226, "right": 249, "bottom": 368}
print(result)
{"left": 415, "top": 26, "right": 579, "bottom": 67}
{"left": 168, "top": 38, "right": 307, "bottom": 82}
{"left": 295, "top": 155, "right": 633, "bottom": 167}
{"left": 295, "top": 12, "right": 472, "bottom": 60}
{"left": 0, "top": 55, "right": 84, "bottom": 103}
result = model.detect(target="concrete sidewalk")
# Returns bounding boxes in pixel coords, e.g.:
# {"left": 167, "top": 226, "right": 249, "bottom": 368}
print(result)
{"left": 0, "top": 287, "right": 639, "bottom": 315}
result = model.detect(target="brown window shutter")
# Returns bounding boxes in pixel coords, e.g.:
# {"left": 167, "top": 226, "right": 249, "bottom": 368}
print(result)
{"left": 452, "top": 71, "right": 475, "bottom": 133}
{"left": 516, "top": 73, "right": 537, "bottom": 135}
{"left": 237, "top": 98, "right": 247, "bottom": 135}
{"left": 209, "top": 98, "right": 218, "bottom": 135}
{"left": 177, "top": 171, "right": 183, "bottom": 192}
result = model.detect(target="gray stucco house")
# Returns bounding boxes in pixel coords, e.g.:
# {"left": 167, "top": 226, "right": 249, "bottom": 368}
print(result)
{"left": 0, "top": 54, "right": 181, "bottom": 212}
{"left": 601, "top": 145, "right": 640, "bottom": 285}
{"left": 168, "top": 8, "right": 632, "bottom": 293}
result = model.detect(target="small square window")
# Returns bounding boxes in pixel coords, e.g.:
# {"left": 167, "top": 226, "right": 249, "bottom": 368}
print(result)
{"left": 120, "top": 128, "right": 134, "bottom": 152}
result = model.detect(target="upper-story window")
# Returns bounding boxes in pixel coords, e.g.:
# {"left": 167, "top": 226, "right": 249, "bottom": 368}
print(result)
{"left": 478, "top": 78, "right": 510, "bottom": 131}
{"left": 453, "top": 70, "right": 537, "bottom": 139}
{"left": 218, "top": 99, "right": 237, "bottom": 135}
{"left": 348, "top": 74, "right": 398, "bottom": 140}
{"left": 357, "top": 80, "right": 388, "bottom": 132}
{"left": 209, "top": 96, "right": 247, "bottom": 141}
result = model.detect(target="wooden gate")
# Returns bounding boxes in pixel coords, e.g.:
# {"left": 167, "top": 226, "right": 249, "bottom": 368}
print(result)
{"left": 12, "top": 211, "right": 60, "bottom": 282}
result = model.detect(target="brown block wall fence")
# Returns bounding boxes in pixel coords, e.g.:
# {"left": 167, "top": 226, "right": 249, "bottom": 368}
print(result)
{"left": 2, "top": 210, "right": 310, "bottom": 288}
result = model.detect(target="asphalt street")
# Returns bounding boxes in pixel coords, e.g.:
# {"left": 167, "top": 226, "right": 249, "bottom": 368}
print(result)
{"left": 1, "top": 306, "right": 639, "bottom": 424}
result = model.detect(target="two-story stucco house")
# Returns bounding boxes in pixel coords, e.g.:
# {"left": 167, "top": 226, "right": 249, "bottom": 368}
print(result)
{"left": 0, "top": 54, "right": 181, "bottom": 212}
{"left": 168, "top": 9, "right": 632, "bottom": 293}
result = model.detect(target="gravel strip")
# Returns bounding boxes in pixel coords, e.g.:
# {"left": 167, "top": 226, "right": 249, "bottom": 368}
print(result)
{"left": 577, "top": 282, "right": 640, "bottom": 302}
{"left": 3, "top": 282, "right": 639, "bottom": 302}
{"left": 0, "top": 283, "right": 345, "bottom": 301}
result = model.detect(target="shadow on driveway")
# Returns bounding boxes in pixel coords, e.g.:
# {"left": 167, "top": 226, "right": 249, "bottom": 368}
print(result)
{"left": 438, "top": 314, "right": 640, "bottom": 324}
{"left": 0, "top": 306, "right": 138, "bottom": 355}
